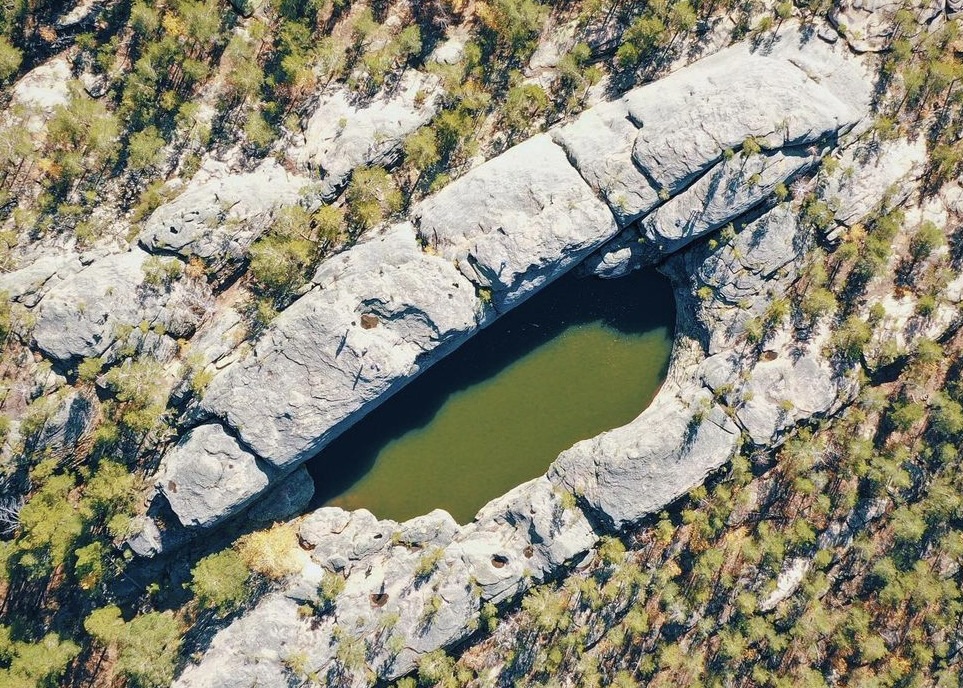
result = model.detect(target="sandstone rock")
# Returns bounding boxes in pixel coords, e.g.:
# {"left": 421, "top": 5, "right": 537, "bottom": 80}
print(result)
{"left": 28, "top": 390, "right": 97, "bottom": 459}
{"left": 296, "top": 71, "right": 443, "bottom": 200}
{"left": 629, "top": 32, "right": 868, "bottom": 195}
{"left": 829, "top": 0, "right": 941, "bottom": 52}
{"left": 31, "top": 251, "right": 186, "bottom": 362}
{"left": 196, "top": 223, "right": 479, "bottom": 473}
{"left": 10, "top": 57, "right": 72, "bottom": 133}
{"left": 139, "top": 160, "right": 310, "bottom": 270}
{"left": 550, "top": 99, "right": 659, "bottom": 226}
{"left": 227, "top": 0, "right": 264, "bottom": 17}
{"left": 639, "top": 148, "right": 818, "bottom": 256}
{"left": 822, "top": 138, "right": 927, "bottom": 228}
{"left": 551, "top": 388, "right": 741, "bottom": 529}
{"left": 247, "top": 466, "right": 315, "bottom": 524}
{"left": 0, "top": 254, "right": 82, "bottom": 307}
{"left": 414, "top": 134, "right": 618, "bottom": 311}
{"left": 32, "top": 250, "right": 211, "bottom": 362}
{"left": 159, "top": 423, "right": 272, "bottom": 529}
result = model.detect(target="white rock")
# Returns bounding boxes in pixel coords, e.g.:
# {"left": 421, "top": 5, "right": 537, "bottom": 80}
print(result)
{"left": 296, "top": 71, "right": 443, "bottom": 200}
{"left": 414, "top": 134, "right": 619, "bottom": 311}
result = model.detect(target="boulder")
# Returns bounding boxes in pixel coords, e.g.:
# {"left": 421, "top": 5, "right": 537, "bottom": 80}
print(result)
{"left": 821, "top": 137, "right": 927, "bottom": 228}
{"left": 196, "top": 223, "right": 479, "bottom": 473}
{"left": 159, "top": 423, "right": 272, "bottom": 529}
{"left": 32, "top": 251, "right": 207, "bottom": 362}
{"left": 414, "top": 134, "right": 618, "bottom": 311}
{"left": 9, "top": 57, "right": 72, "bottom": 133}
{"left": 829, "top": 0, "right": 941, "bottom": 52}
{"left": 27, "top": 390, "right": 97, "bottom": 459}
{"left": 139, "top": 160, "right": 310, "bottom": 271}
{"left": 550, "top": 388, "right": 741, "bottom": 529}
{"left": 296, "top": 71, "right": 443, "bottom": 200}
{"left": 550, "top": 99, "right": 660, "bottom": 226}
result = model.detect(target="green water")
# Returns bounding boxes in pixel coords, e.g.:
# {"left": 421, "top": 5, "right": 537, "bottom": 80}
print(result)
{"left": 306, "top": 269, "right": 675, "bottom": 524}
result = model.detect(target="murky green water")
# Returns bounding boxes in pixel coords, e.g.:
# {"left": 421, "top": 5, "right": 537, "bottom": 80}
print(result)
{"left": 306, "top": 268, "right": 675, "bottom": 524}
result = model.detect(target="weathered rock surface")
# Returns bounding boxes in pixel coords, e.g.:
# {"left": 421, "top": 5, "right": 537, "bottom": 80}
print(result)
{"left": 639, "top": 148, "right": 818, "bottom": 256}
{"left": 194, "top": 223, "right": 479, "bottom": 472}
{"left": 32, "top": 251, "right": 209, "bottom": 362}
{"left": 296, "top": 71, "right": 443, "bottom": 200}
{"left": 150, "top": 23, "right": 876, "bottom": 542}
{"left": 552, "top": 27, "right": 869, "bottom": 230}
{"left": 246, "top": 466, "right": 315, "bottom": 524}
{"left": 27, "top": 389, "right": 98, "bottom": 459}
{"left": 628, "top": 33, "right": 869, "bottom": 195}
{"left": 0, "top": 254, "right": 83, "bottom": 307}
{"left": 414, "top": 134, "right": 618, "bottom": 311}
{"left": 829, "top": 0, "right": 941, "bottom": 52}
{"left": 551, "top": 98, "right": 660, "bottom": 227}
{"left": 139, "top": 160, "right": 311, "bottom": 270}
{"left": 9, "top": 56, "right": 72, "bottom": 133}
{"left": 159, "top": 423, "right": 271, "bottom": 529}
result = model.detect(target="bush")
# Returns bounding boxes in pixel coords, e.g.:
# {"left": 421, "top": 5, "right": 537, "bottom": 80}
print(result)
{"left": 236, "top": 522, "right": 301, "bottom": 580}
{"left": 190, "top": 549, "right": 250, "bottom": 614}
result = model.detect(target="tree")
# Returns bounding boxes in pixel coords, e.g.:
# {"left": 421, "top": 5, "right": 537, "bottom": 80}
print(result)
{"left": 502, "top": 83, "right": 548, "bottom": 135}
{"left": 243, "top": 110, "right": 275, "bottom": 152}
{"left": 190, "top": 549, "right": 250, "bottom": 615}
{"left": 116, "top": 611, "right": 182, "bottom": 688}
{"left": 84, "top": 605, "right": 125, "bottom": 647}
{"left": 0, "top": 37, "right": 22, "bottom": 82}
{"left": 127, "top": 126, "right": 166, "bottom": 172}
{"left": 0, "top": 629, "right": 80, "bottom": 687}
{"left": 404, "top": 127, "right": 440, "bottom": 175}
{"left": 909, "top": 220, "right": 944, "bottom": 263}
{"left": 345, "top": 166, "right": 402, "bottom": 231}
{"left": 477, "top": 0, "right": 547, "bottom": 58}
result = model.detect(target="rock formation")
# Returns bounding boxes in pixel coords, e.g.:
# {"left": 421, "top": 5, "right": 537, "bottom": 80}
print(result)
{"left": 167, "top": 25, "right": 912, "bottom": 687}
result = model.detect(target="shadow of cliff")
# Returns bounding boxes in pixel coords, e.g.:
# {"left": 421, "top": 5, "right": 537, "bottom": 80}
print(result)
{"left": 305, "top": 267, "right": 676, "bottom": 510}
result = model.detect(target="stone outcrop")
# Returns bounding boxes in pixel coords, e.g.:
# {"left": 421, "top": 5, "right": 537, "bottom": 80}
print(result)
{"left": 161, "top": 424, "right": 272, "bottom": 529}
{"left": 169, "top": 26, "right": 891, "bottom": 688}
{"left": 295, "top": 71, "right": 443, "bottom": 200}
{"left": 191, "top": 222, "right": 480, "bottom": 472}
{"left": 139, "top": 160, "right": 312, "bottom": 273}
{"left": 32, "top": 251, "right": 210, "bottom": 362}
{"left": 152, "top": 24, "right": 873, "bottom": 540}
{"left": 829, "top": 0, "right": 942, "bottom": 52}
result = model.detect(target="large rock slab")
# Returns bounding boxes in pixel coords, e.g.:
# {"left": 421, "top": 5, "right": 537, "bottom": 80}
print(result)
{"left": 550, "top": 98, "right": 660, "bottom": 227}
{"left": 197, "top": 223, "right": 479, "bottom": 473}
{"left": 139, "top": 160, "right": 311, "bottom": 270}
{"left": 0, "top": 254, "right": 82, "bottom": 308}
{"left": 296, "top": 71, "right": 443, "bottom": 201}
{"left": 829, "top": 0, "right": 941, "bottom": 52}
{"left": 413, "top": 134, "right": 618, "bottom": 312}
{"left": 628, "top": 31, "right": 869, "bottom": 194}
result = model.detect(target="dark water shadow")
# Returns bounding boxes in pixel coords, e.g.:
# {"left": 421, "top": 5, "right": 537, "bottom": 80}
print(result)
{"left": 305, "top": 268, "right": 676, "bottom": 510}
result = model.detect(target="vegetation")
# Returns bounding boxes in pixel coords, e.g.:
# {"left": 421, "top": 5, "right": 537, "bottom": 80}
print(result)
{"left": 0, "top": 1, "right": 960, "bottom": 687}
